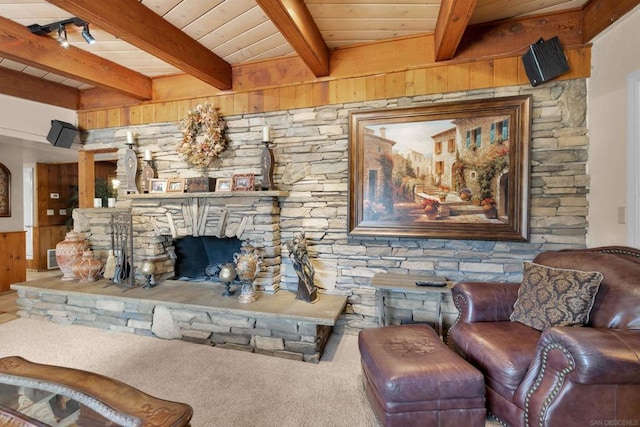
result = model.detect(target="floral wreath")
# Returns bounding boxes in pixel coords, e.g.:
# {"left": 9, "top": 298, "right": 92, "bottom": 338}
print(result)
{"left": 177, "top": 104, "right": 227, "bottom": 169}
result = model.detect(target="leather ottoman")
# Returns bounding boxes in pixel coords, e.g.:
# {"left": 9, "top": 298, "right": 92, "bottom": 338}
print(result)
{"left": 358, "top": 324, "right": 485, "bottom": 427}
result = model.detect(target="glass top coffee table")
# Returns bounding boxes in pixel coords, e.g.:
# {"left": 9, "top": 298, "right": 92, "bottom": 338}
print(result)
{"left": 0, "top": 356, "right": 192, "bottom": 427}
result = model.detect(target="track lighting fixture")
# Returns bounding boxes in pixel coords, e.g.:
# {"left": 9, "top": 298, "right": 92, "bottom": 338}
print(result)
{"left": 81, "top": 23, "right": 96, "bottom": 45}
{"left": 57, "top": 24, "right": 70, "bottom": 49}
{"left": 28, "top": 17, "right": 96, "bottom": 47}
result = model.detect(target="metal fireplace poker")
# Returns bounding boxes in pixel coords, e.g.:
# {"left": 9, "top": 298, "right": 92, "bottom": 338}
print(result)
{"left": 107, "top": 213, "right": 136, "bottom": 289}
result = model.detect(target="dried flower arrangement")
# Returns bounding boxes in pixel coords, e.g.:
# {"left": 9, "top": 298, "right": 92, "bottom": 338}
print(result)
{"left": 177, "top": 104, "right": 227, "bottom": 169}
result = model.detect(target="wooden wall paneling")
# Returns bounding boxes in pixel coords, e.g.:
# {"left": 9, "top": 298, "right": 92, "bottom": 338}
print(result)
{"left": 469, "top": 60, "right": 495, "bottom": 89}
{"left": 95, "top": 110, "right": 111, "bottom": 129}
{"left": 295, "top": 84, "right": 315, "bottom": 109}
{"left": 108, "top": 108, "right": 123, "bottom": 127}
{"left": 30, "top": 225, "right": 67, "bottom": 271}
{"left": 277, "top": 86, "right": 298, "bottom": 111}
{"left": 364, "top": 74, "right": 387, "bottom": 101}
{"left": 232, "top": 56, "right": 317, "bottom": 92}
{"left": 566, "top": 48, "right": 592, "bottom": 80}
{"left": 384, "top": 71, "right": 407, "bottom": 99}
{"left": 128, "top": 105, "right": 144, "bottom": 125}
{"left": 152, "top": 73, "right": 216, "bottom": 102}
{"left": 75, "top": 46, "right": 591, "bottom": 130}
{"left": 263, "top": 87, "right": 282, "bottom": 112}
{"left": 232, "top": 92, "right": 250, "bottom": 116}
{"left": 217, "top": 94, "right": 235, "bottom": 117}
{"left": 447, "top": 62, "right": 472, "bottom": 92}
{"left": 312, "top": 81, "right": 329, "bottom": 107}
{"left": 349, "top": 77, "right": 367, "bottom": 103}
{"left": 154, "top": 101, "right": 179, "bottom": 124}
{"left": 0, "top": 231, "right": 26, "bottom": 292}
{"left": 175, "top": 99, "right": 196, "bottom": 120}
{"left": 405, "top": 69, "right": 428, "bottom": 96}
{"left": 141, "top": 104, "right": 156, "bottom": 124}
{"left": 493, "top": 57, "right": 520, "bottom": 87}
{"left": 248, "top": 90, "right": 265, "bottom": 113}
{"left": 330, "top": 34, "right": 434, "bottom": 80}
{"left": 425, "top": 65, "right": 448, "bottom": 95}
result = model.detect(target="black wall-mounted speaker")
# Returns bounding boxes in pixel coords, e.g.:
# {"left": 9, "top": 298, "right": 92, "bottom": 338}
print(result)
{"left": 521, "top": 36, "right": 570, "bottom": 86}
{"left": 46, "top": 119, "right": 78, "bottom": 148}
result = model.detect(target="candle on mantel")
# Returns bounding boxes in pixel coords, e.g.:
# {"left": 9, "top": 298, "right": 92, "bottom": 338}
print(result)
{"left": 126, "top": 131, "right": 134, "bottom": 145}
{"left": 262, "top": 125, "right": 270, "bottom": 142}
{"left": 144, "top": 149, "right": 152, "bottom": 161}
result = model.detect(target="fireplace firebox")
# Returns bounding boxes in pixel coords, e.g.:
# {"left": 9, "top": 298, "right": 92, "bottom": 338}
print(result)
{"left": 173, "top": 236, "right": 242, "bottom": 280}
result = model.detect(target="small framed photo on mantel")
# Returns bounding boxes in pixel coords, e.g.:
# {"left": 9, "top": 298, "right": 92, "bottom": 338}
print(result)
{"left": 215, "top": 178, "right": 232, "bottom": 192}
{"left": 232, "top": 174, "right": 255, "bottom": 191}
{"left": 149, "top": 178, "right": 168, "bottom": 193}
{"left": 166, "top": 178, "right": 185, "bottom": 193}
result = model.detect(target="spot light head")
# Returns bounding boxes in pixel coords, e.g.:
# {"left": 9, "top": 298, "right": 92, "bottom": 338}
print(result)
{"left": 57, "top": 24, "right": 69, "bottom": 49}
{"left": 81, "top": 22, "right": 96, "bottom": 45}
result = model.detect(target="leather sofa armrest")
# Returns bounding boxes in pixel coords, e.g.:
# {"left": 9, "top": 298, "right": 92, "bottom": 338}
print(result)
{"left": 515, "top": 327, "right": 640, "bottom": 426}
{"left": 537, "top": 327, "right": 640, "bottom": 384}
{"left": 452, "top": 281, "right": 521, "bottom": 323}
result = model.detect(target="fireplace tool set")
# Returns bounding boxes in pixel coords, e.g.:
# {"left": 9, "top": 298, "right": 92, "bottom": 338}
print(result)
{"left": 106, "top": 213, "right": 136, "bottom": 289}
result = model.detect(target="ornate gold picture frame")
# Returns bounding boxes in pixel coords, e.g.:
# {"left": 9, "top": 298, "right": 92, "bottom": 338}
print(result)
{"left": 348, "top": 96, "right": 531, "bottom": 241}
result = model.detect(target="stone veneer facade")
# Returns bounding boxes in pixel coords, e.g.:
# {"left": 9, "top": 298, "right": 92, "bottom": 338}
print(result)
{"left": 79, "top": 80, "right": 590, "bottom": 335}
{"left": 73, "top": 191, "right": 288, "bottom": 292}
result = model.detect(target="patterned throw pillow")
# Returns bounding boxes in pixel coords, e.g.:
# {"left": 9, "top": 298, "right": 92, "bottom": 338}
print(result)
{"left": 510, "top": 262, "right": 604, "bottom": 331}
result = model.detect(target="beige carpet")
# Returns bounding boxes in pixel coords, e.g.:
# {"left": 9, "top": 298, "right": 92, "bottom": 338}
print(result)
{"left": 0, "top": 318, "right": 379, "bottom": 427}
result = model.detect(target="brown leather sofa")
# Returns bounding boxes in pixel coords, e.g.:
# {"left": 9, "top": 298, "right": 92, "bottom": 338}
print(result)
{"left": 448, "top": 246, "right": 640, "bottom": 427}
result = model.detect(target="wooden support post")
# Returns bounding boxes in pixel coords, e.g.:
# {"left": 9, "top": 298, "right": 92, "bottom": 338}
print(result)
{"left": 78, "top": 151, "right": 95, "bottom": 208}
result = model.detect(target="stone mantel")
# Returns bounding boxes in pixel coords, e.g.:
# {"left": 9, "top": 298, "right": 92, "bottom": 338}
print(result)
{"left": 120, "top": 190, "right": 289, "bottom": 201}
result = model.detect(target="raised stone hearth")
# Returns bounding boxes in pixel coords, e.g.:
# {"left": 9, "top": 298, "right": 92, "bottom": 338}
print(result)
{"left": 12, "top": 276, "right": 347, "bottom": 363}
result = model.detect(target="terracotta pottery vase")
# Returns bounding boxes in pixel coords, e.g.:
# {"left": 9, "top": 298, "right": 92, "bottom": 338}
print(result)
{"left": 55, "top": 231, "right": 88, "bottom": 281}
{"left": 425, "top": 207, "right": 439, "bottom": 220}
{"left": 74, "top": 250, "right": 104, "bottom": 283}
{"left": 483, "top": 205, "right": 498, "bottom": 219}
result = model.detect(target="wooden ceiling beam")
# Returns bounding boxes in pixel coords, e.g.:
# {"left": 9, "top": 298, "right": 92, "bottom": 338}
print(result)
{"left": 46, "top": 0, "right": 232, "bottom": 90}
{"left": 256, "top": 0, "right": 330, "bottom": 76}
{"left": 0, "top": 67, "right": 79, "bottom": 109}
{"left": 453, "top": 10, "right": 584, "bottom": 61}
{"left": 582, "top": 0, "right": 640, "bottom": 42}
{"left": 434, "top": 0, "right": 479, "bottom": 61}
{"left": 0, "top": 16, "right": 151, "bottom": 100}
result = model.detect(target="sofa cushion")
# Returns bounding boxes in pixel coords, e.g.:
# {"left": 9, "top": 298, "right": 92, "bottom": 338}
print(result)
{"left": 534, "top": 251, "right": 640, "bottom": 329}
{"left": 450, "top": 321, "right": 540, "bottom": 401}
{"left": 510, "top": 262, "right": 603, "bottom": 331}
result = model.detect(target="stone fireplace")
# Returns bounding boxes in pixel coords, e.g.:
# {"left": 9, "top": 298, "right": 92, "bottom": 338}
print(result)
{"left": 73, "top": 190, "right": 288, "bottom": 293}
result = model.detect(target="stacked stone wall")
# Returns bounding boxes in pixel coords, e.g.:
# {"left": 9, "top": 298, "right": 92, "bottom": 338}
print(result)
{"left": 81, "top": 80, "right": 590, "bottom": 334}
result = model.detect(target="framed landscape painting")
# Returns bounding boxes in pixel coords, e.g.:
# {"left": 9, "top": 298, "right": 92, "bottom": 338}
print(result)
{"left": 348, "top": 95, "right": 531, "bottom": 241}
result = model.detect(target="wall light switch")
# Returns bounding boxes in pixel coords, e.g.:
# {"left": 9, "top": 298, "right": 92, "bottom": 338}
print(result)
{"left": 46, "top": 209, "right": 54, "bottom": 216}
{"left": 59, "top": 209, "right": 67, "bottom": 215}
{"left": 50, "top": 193, "right": 60, "bottom": 199}
{"left": 618, "top": 206, "right": 626, "bottom": 224}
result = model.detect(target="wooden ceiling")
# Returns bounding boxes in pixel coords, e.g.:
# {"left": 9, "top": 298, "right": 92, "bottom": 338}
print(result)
{"left": 0, "top": 0, "right": 638, "bottom": 111}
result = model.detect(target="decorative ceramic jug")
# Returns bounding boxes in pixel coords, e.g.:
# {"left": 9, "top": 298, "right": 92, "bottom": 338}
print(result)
{"left": 233, "top": 240, "right": 262, "bottom": 303}
{"left": 74, "top": 250, "right": 104, "bottom": 283}
{"left": 55, "top": 231, "right": 88, "bottom": 281}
